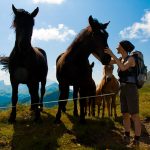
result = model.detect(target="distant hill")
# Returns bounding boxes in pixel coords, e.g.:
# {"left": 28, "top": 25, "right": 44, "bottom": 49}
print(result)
{"left": 147, "top": 71, "right": 150, "bottom": 81}
{"left": 0, "top": 80, "right": 73, "bottom": 108}
{"left": 21, "top": 82, "right": 73, "bottom": 108}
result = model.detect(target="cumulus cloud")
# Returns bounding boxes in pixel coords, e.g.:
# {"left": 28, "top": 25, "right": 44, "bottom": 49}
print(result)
{"left": 120, "top": 10, "right": 150, "bottom": 42}
{"left": 33, "top": 0, "right": 65, "bottom": 4}
{"left": 0, "top": 70, "right": 10, "bottom": 85}
{"left": 32, "top": 24, "right": 76, "bottom": 42}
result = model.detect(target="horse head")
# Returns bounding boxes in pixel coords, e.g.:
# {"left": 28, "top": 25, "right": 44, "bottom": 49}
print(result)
{"left": 12, "top": 4, "right": 39, "bottom": 49}
{"left": 103, "top": 64, "right": 114, "bottom": 82}
{"left": 89, "top": 15, "right": 111, "bottom": 65}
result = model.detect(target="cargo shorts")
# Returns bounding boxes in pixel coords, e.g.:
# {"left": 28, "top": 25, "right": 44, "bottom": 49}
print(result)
{"left": 120, "top": 83, "right": 139, "bottom": 114}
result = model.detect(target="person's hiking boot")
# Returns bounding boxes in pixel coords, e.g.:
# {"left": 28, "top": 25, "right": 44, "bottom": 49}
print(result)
{"left": 128, "top": 139, "right": 140, "bottom": 149}
{"left": 132, "top": 139, "right": 140, "bottom": 145}
{"left": 123, "top": 135, "right": 131, "bottom": 144}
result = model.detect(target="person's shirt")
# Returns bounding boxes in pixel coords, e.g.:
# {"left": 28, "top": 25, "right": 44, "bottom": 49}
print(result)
{"left": 118, "top": 56, "right": 137, "bottom": 83}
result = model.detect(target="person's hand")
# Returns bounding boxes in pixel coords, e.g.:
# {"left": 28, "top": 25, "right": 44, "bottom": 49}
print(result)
{"left": 104, "top": 48, "right": 114, "bottom": 56}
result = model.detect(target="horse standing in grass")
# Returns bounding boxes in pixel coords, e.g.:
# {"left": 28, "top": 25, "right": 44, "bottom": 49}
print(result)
{"left": 55, "top": 16, "right": 111, "bottom": 124}
{"left": 0, "top": 5, "right": 48, "bottom": 123}
{"left": 56, "top": 53, "right": 96, "bottom": 117}
{"left": 74, "top": 62, "right": 96, "bottom": 117}
{"left": 96, "top": 65, "right": 119, "bottom": 118}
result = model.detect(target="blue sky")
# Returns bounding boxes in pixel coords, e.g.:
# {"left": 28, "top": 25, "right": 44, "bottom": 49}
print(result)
{"left": 0, "top": 0, "right": 150, "bottom": 85}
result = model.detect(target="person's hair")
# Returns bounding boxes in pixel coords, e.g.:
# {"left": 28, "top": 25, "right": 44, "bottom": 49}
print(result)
{"left": 119, "top": 40, "right": 135, "bottom": 53}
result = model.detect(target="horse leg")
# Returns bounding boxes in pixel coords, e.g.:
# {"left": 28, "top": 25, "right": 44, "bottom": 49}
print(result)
{"left": 27, "top": 82, "right": 40, "bottom": 121}
{"left": 112, "top": 95, "right": 117, "bottom": 119}
{"left": 73, "top": 85, "right": 79, "bottom": 117}
{"left": 89, "top": 81, "right": 96, "bottom": 117}
{"left": 61, "top": 85, "right": 69, "bottom": 113}
{"left": 98, "top": 104, "right": 100, "bottom": 117}
{"left": 55, "top": 84, "right": 69, "bottom": 124}
{"left": 88, "top": 98, "right": 90, "bottom": 116}
{"left": 91, "top": 97, "right": 96, "bottom": 117}
{"left": 102, "top": 97, "right": 105, "bottom": 118}
{"left": 97, "top": 97, "right": 102, "bottom": 118}
{"left": 8, "top": 82, "right": 18, "bottom": 123}
{"left": 106, "top": 96, "right": 111, "bottom": 117}
{"left": 79, "top": 87, "right": 87, "bottom": 124}
{"left": 40, "top": 79, "right": 46, "bottom": 111}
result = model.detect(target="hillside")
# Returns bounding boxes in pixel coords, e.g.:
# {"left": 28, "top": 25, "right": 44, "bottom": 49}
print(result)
{"left": 147, "top": 71, "right": 150, "bottom": 83}
{"left": 0, "top": 81, "right": 73, "bottom": 108}
{"left": 0, "top": 84, "right": 150, "bottom": 149}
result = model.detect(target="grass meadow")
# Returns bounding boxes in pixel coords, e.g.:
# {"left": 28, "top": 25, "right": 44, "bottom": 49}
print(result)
{"left": 0, "top": 84, "right": 150, "bottom": 150}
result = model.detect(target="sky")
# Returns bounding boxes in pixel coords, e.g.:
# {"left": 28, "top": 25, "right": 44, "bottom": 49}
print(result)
{"left": 0, "top": 0, "right": 150, "bottom": 85}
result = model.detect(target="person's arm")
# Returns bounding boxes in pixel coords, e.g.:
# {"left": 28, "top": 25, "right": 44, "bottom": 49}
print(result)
{"left": 109, "top": 57, "right": 116, "bottom": 65}
{"left": 104, "top": 48, "right": 135, "bottom": 71}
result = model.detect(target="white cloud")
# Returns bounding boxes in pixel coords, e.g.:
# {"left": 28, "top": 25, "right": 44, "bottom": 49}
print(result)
{"left": 32, "top": 24, "right": 76, "bottom": 42}
{"left": 0, "top": 69, "right": 10, "bottom": 85}
{"left": 47, "top": 66, "right": 57, "bottom": 82}
{"left": 120, "top": 10, "right": 150, "bottom": 42}
{"left": 33, "top": 0, "right": 65, "bottom": 4}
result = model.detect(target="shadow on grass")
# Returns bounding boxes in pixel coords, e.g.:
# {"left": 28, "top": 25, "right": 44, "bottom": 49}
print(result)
{"left": 115, "top": 115, "right": 150, "bottom": 146}
{"left": 66, "top": 113, "right": 133, "bottom": 150}
{"left": 10, "top": 111, "right": 68, "bottom": 150}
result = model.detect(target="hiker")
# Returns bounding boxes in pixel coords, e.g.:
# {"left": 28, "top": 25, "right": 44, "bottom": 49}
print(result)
{"left": 104, "top": 40, "right": 141, "bottom": 145}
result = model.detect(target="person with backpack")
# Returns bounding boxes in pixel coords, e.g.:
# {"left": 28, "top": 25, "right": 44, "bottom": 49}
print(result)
{"left": 104, "top": 40, "right": 141, "bottom": 146}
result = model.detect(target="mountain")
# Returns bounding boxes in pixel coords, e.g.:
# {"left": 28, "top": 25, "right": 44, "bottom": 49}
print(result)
{"left": 0, "top": 80, "right": 73, "bottom": 108}
{"left": 0, "top": 80, "right": 30, "bottom": 107}
{"left": 21, "top": 82, "right": 73, "bottom": 108}
{"left": 146, "top": 71, "right": 150, "bottom": 83}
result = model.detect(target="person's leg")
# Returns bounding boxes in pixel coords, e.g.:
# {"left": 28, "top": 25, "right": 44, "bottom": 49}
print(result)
{"left": 123, "top": 113, "right": 131, "bottom": 134}
{"left": 131, "top": 113, "right": 141, "bottom": 143}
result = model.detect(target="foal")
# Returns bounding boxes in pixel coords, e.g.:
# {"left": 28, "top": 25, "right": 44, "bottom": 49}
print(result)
{"left": 96, "top": 65, "right": 119, "bottom": 118}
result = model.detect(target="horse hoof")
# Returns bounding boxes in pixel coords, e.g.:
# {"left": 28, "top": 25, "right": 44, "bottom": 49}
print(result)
{"left": 38, "top": 106, "right": 43, "bottom": 112}
{"left": 62, "top": 107, "right": 66, "bottom": 113}
{"left": 73, "top": 112, "right": 78, "bottom": 117}
{"left": 54, "top": 119, "right": 62, "bottom": 124}
{"left": 34, "top": 117, "right": 42, "bottom": 123}
{"left": 8, "top": 116, "right": 16, "bottom": 124}
{"left": 29, "top": 107, "right": 35, "bottom": 111}
{"left": 73, "top": 113, "right": 79, "bottom": 117}
{"left": 79, "top": 119, "right": 86, "bottom": 124}
{"left": 8, "top": 112, "right": 16, "bottom": 123}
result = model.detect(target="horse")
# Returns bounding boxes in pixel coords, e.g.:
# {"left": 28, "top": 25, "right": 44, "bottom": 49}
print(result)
{"left": 0, "top": 5, "right": 48, "bottom": 123}
{"left": 73, "top": 62, "right": 96, "bottom": 117}
{"left": 55, "top": 15, "right": 111, "bottom": 124}
{"left": 96, "top": 65, "right": 119, "bottom": 119}
{"left": 56, "top": 54, "right": 96, "bottom": 117}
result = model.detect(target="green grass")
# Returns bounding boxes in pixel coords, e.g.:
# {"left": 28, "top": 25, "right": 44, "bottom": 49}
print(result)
{"left": 0, "top": 84, "right": 150, "bottom": 150}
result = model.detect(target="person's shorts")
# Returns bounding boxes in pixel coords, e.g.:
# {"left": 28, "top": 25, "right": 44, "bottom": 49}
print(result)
{"left": 120, "top": 83, "right": 139, "bottom": 114}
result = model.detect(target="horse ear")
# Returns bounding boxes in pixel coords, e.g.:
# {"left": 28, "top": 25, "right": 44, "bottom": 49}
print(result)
{"left": 102, "top": 21, "right": 110, "bottom": 29}
{"left": 89, "top": 15, "right": 94, "bottom": 28}
{"left": 31, "top": 7, "right": 39, "bottom": 18}
{"left": 91, "top": 62, "right": 95, "bottom": 68}
{"left": 12, "top": 4, "right": 18, "bottom": 15}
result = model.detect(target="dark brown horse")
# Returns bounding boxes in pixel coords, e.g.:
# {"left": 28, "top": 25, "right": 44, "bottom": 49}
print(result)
{"left": 0, "top": 5, "right": 48, "bottom": 123}
{"left": 57, "top": 55, "right": 95, "bottom": 117}
{"left": 55, "top": 16, "right": 111, "bottom": 124}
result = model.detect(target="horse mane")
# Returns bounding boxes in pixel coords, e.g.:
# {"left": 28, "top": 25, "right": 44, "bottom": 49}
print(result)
{"left": 11, "top": 9, "right": 35, "bottom": 29}
{"left": 67, "top": 26, "right": 92, "bottom": 52}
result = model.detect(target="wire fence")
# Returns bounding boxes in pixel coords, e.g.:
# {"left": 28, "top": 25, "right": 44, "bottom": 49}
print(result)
{"left": 0, "top": 93, "right": 115, "bottom": 110}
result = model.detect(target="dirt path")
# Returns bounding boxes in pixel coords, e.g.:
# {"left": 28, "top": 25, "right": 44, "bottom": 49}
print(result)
{"left": 140, "top": 118, "right": 150, "bottom": 149}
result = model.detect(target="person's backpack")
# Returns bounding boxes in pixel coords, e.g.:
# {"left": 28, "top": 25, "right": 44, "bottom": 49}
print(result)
{"left": 130, "top": 51, "right": 147, "bottom": 89}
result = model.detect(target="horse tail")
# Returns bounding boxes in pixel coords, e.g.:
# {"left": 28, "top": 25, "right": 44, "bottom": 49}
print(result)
{"left": 0, "top": 56, "right": 9, "bottom": 71}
